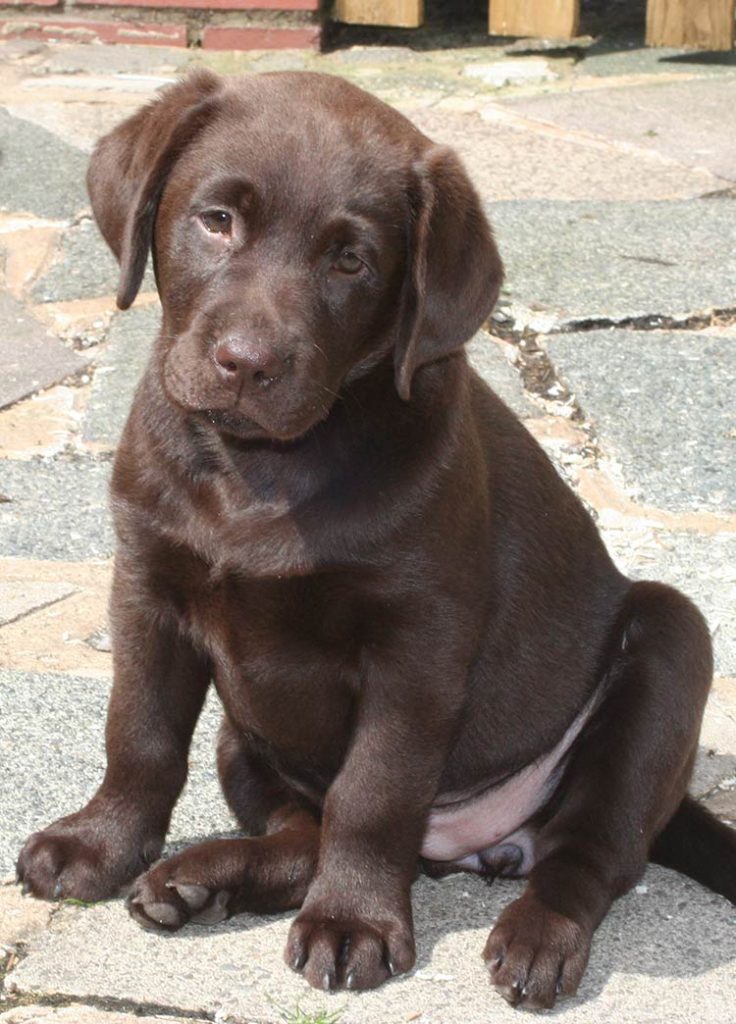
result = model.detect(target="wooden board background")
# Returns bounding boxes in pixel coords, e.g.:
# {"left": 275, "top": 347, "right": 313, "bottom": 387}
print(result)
{"left": 646, "top": 0, "right": 735, "bottom": 50}
{"left": 333, "top": 0, "right": 423, "bottom": 27}
{"left": 489, "top": 0, "right": 580, "bottom": 39}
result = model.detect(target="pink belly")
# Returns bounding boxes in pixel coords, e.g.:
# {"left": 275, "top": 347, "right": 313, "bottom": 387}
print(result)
{"left": 422, "top": 688, "right": 600, "bottom": 866}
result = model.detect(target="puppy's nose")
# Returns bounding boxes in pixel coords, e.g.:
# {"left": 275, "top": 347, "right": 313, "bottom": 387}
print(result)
{"left": 214, "top": 338, "right": 291, "bottom": 389}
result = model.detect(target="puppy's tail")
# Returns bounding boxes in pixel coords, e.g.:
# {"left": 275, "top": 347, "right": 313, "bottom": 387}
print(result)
{"left": 650, "top": 795, "right": 736, "bottom": 903}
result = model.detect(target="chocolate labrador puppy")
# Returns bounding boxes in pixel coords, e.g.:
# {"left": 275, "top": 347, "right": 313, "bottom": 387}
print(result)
{"left": 17, "top": 71, "right": 736, "bottom": 1010}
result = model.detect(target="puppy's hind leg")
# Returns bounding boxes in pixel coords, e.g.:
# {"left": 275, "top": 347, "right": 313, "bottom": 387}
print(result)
{"left": 128, "top": 718, "right": 320, "bottom": 931}
{"left": 483, "top": 580, "right": 714, "bottom": 1010}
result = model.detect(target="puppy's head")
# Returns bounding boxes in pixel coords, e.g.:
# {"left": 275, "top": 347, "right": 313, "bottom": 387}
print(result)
{"left": 88, "top": 71, "right": 503, "bottom": 442}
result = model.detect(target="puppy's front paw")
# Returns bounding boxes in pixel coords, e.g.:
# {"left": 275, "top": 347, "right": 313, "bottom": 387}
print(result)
{"left": 483, "top": 893, "right": 591, "bottom": 1010}
{"left": 17, "top": 816, "right": 157, "bottom": 903}
{"left": 286, "top": 905, "right": 415, "bottom": 992}
{"left": 127, "top": 855, "right": 232, "bottom": 932}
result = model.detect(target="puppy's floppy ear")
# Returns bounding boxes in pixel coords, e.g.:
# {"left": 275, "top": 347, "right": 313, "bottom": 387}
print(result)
{"left": 394, "top": 145, "right": 504, "bottom": 400}
{"left": 87, "top": 70, "right": 222, "bottom": 310}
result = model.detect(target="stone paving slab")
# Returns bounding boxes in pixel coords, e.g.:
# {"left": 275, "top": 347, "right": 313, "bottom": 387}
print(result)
{"left": 0, "top": 558, "right": 112, "bottom": 679}
{"left": 0, "top": 292, "right": 90, "bottom": 411}
{"left": 407, "top": 107, "right": 722, "bottom": 201}
{"left": 0, "top": 884, "right": 52, "bottom": 947}
{"left": 546, "top": 329, "right": 736, "bottom": 515}
{"left": 0, "top": 457, "right": 113, "bottom": 561}
{"left": 7, "top": 868, "right": 736, "bottom": 1024}
{"left": 0, "top": 580, "right": 76, "bottom": 627}
{"left": 31, "top": 219, "right": 123, "bottom": 305}
{"left": 467, "top": 330, "right": 539, "bottom": 418}
{"left": 574, "top": 42, "right": 736, "bottom": 79}
{"left": 0, "top": 386, "right": 81, "bottom": 461}
{"left": 0, "top": 670, "right": 231, "bottom": 876}
{"left": 503, "top": 79, "right": 736, "bottom": 184}
{"left": 83, "top": 304, "right": 158, "bottom": 447}
{"left": 601, "top": 526, "right": 736, "bottom": 678}
{"left": 488, "top": 200, "right": 736, "bottom": 329}
{"left": 0, "top": 109, "right": 89, "bottom": 220}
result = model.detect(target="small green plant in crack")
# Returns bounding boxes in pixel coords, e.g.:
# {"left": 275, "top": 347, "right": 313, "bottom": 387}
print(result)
{"left": 61, "top": 897, "right": 98, "bottom": 908}
{"left": 269, "top": 996, "right": 345, "bottom": 1024}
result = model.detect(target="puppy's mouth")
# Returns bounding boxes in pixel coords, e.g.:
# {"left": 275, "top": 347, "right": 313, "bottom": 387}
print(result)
{"left": 199, "top": 404, "right": 328, "bottom": 443}
{"left": 201, "top": 408, "right": 265, "bottom": 438}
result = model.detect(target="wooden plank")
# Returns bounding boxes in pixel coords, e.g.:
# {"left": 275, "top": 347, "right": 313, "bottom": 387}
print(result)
{"left": 333, "top": 0, "right": 423, "bottom": 28}
{"left": 489, "top": 0, "right": 580, "bottom": 39}
{"left": 646, "top": 0, "right": 735, "bottom": 50}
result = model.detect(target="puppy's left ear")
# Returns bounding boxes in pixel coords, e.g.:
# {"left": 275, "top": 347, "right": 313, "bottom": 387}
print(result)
{"left": 394, "top": 146, "right": 504, "bottom": 400}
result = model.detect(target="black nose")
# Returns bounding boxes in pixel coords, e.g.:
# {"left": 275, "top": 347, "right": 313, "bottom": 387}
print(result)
{"left": 214, "top": 338, "right": 291, "bottom": 389}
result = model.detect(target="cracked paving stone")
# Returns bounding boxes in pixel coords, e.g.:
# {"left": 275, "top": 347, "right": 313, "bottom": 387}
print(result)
{"left": 546, "top": 330, "right": 736, "bottom": 516}
{"left": 0, "top": 1009, "right": 203, "bottom": 1024}
{"left": 0, "top": 457, "right": 114, "bottom": 561}
{"left": 0, "top": 671, "right": 230, "bottom": 876}
{"left": 0, "top": 292, "right": 90, "bottom": 411}
{"left": 0, "top": 581, "right": 77, "bottom": 627}
{"left": 488, "top": 200, "right": 736, "bottom": 329}
{"left": 0, "top": 109, "right": 89, "bottom": 220}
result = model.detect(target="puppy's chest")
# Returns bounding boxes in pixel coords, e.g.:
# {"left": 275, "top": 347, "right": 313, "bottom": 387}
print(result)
{"left": 186, "top": 569, "right": 368, "bottom": 752}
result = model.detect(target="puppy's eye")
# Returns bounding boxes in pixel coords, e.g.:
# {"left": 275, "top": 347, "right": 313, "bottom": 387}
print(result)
{"left": 200, "top": 210, "right": 232, "bottom": 235}
{"left": 334, "top": 250, "right": 363, "bottom": 274}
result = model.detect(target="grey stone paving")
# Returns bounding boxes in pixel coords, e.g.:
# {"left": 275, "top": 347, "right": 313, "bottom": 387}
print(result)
{"left": 0, "top": 291, "right": 90, "bottom": 410}
{"left": 0, "top": 670, "right": 231, "bottom": 876}
{"left": 0, "top": 109, "right": 89, "bottom": 220}
{"left": 83, "top": 305, "right": 158, "bottom": 446}
{"left": 503, "top": 78, "right": 736, "bottom": 184}
{"left": 467, "top": 329, "right": 539, "bottom": 418}
{"left": 0, "top": 458, "right": 113, "bottom": 560}
{"left": 489, "top": 199, "right": 736, "bottom": 328}
{"left": 547, "top": 329, "right": 736, "bottom": 515}
{"left": 602, "top": 526, "right": 736, "bottom": 677}
{"left": 31, "top": 219, "right": 123, "bottom": 304}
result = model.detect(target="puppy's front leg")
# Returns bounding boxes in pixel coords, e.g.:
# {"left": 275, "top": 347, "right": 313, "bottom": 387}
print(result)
{"left": 286, "top": 639, "right": 462, "bottom": 992}
{"left": 17, "top": 554, "right": 211, "bottom": 902}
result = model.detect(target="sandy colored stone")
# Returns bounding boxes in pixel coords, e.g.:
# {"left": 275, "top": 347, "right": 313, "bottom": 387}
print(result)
{"left": 31, "top": 293, "right": 157, "bottom": 337}
{"left": 704, "top": 787, "right": 736, "bottom": 823}
{"left": 0, "top": 1008, "right": 200, "bottom": 1024}
{"left": 0, "top": 386, "right": 83, "bottom": 459}
{"left": 0, "top": 884, "right": 52, "bottom": 947}
{"left": 0, "top": 558, "right": 112, "bottom": 679}
{"left": 409, "top": 105, "right": 724, "bottom": 201}
{"left": 0, "top": 226, "right": 61, "bottom": 299}
{"left": 0, "top": 580, "right": 77, "bottom": 627}
{"left": 575, "top": 465, "right": 736, "bottom": 536}
{"left": 524, "top": 414, "right": 589, "bottom": 450}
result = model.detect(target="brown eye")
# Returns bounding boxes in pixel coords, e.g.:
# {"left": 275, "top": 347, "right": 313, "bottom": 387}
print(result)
{"left": 200, "top": 210, "right": 232, "bottom": 235}
{"left": 334, "top": 250, "right": 363, "bottom": 274}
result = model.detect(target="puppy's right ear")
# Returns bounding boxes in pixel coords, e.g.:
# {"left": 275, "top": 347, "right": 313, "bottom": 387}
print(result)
{"left": 87, "top": 70, "right": 222, "bottom": 310}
